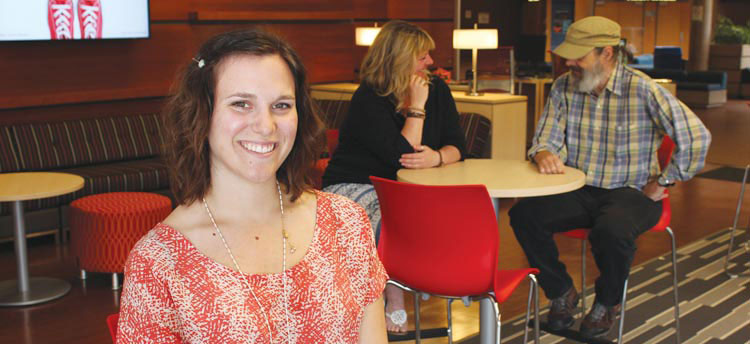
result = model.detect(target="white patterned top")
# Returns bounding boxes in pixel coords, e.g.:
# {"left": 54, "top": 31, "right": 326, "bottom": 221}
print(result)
{"left": 117, "top": 191, "right": 387, "bottom": 343}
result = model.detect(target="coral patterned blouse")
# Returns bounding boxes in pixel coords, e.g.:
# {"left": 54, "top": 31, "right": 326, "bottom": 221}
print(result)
{"left": 117, "top": 191, "right": 387, "bottom": 343}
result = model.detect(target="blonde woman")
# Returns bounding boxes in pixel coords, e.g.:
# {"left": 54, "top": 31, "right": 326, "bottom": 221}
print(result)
{"left": 322, "top": 20, "right": 466, "bottom": 334}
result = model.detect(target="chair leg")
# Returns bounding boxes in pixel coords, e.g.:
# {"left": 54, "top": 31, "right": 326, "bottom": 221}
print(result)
{"left": 724, "top": 165, "right": 749, "bottom": 279}
{"left": 581, "top": 240, "right": 587, "bottom": 317}
{"left": 112, "top": 273, "right": 120, "bottom": 290}
{"left": 530, "top": 274, "right": 541, "bottom": 344}
{"left": 80, "top": 269, "right": 87, "bottom": 280}
{"left": 446, "top": 299, "right": 454, "bottom": 344}
{"left": 414, "top": 291, "right": 421, "bottom": 343}
{"left": 666, "top": 227, "right": 681, "bottom": 344}
{"left": 491, "top": 298, "right": 501, "bottom": 344}
{"left": 524, "top": 277, "right": 533, "bottom": 344}
{"left": 617, "top": 278, "right": 628, "bottom": 343}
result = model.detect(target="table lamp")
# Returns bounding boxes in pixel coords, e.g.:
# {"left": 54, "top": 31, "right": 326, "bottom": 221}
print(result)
{"left": 355, "top": 24, "right": 380, "bottom": 46}
{"left": 453, "top": 24, "right": 498, "bottom": 96}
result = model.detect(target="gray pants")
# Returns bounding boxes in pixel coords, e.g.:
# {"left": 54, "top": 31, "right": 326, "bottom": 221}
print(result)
{"left": 323, "top": 183, "right": 382, "bottom": 244}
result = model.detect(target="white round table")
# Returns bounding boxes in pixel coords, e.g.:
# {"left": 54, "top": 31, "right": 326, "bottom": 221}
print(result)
{"left": 0, "top": 172, "right": 84, "bottom": 306}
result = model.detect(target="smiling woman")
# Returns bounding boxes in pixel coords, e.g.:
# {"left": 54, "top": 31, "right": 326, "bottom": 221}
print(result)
{"left": 116, "top": 29, "right": 388, "bottom": 344}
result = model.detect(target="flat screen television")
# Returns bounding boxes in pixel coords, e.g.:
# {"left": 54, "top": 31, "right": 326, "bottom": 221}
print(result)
{"left": 0, "top": 0, "right": 149, "bottom": 41}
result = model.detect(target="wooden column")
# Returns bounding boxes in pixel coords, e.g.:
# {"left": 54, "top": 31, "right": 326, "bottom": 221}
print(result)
{"left": 689, "top": 0, "right": 716, "bottom": 71}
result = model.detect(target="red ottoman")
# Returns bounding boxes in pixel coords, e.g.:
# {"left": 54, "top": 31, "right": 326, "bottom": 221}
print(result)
{"left": 70, "top": 192, "right": 172, "bottom": 290}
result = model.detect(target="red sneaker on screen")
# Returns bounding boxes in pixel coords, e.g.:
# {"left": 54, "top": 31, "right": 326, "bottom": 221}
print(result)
{"left": 48, "top": 0, "right": 74, "bottom": 39}
{"left": 78, "top": 0, "right": 102, "bottom": 39}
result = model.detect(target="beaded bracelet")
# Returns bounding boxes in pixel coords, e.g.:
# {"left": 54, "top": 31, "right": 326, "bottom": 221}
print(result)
{"left": 405, "top": 110, "right": 426, "bottom": 119}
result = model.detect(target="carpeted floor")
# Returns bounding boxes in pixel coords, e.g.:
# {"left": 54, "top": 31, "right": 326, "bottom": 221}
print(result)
{"left": 459, "top": 228, "right": 750, "bottom": 344}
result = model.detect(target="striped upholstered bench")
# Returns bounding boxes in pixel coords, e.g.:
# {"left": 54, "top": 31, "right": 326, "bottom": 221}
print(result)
{"left": 0, "top": 114, "right": 169, "bottom": 241}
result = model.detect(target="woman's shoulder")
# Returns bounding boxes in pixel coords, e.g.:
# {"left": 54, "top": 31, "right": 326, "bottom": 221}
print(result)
{"left": 315, "top": 190, "right": 372, "bottom": 233}
{"left": 316, "top": 190, "right": 368, "bottom": 218}
{"left": 125, "top": 224, "right": 182, "bottom": 274}
{"left": 352, "top": 81, "right": 386, "bottom": 103}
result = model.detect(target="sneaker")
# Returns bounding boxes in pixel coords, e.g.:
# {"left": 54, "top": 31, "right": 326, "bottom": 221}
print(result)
{"left": 78, "top": 0, "right": 102, "bottom": 39}
{"left": 580, "top": 302, "right": 621, "bottom": 337}
{"left": 48, "top": 0, "right": 74, "bottom": 39}
{"left": 547, "top": 287, "right": 579, "bottom": 331}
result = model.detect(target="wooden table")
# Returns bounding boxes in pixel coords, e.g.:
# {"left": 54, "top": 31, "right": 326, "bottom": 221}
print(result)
{"left": 311, "top": 83, "right": 528, "bottom": 160}
{"left": 0, "top": 172, "right": 84, "bottom": 306}
{"left": 397, "top": 159, "right": 586, "bottom": 344}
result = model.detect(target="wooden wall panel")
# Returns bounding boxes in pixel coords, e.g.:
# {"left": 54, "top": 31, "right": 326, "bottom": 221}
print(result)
{"left": 421, "top": 21, "right": 455, "bottom": 69}
{"left": 594, "top": 1, "right": 691, "bottom": 58}
{"left": 575, "top": 0, "right": 594, "bottom": 20}
{"left": 618, "top": 3, "right": 645, "bottom": 57}
{"left": 0, "top": 23, "right": 352, "bottom": 109}
{"left": 353, "top": 0, "right": 387, "bottom": 19}
{"left": 656, "top": 2, "right": 691, "bottom": 59}
{"left": 643, "top": 2, "right": 658, "bottom": 57}
{"left": 150, "top": 0, "right": 190, "bottom": 20}
{"left": 0, "top": 0, "right": 454, "bottom": 115}
{"left": 387, "top": 0, "right": 451, "bottom": 20}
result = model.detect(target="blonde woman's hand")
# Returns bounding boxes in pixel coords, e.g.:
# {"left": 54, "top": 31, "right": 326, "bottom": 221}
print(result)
{"left": 409, "top": 74, "right": 429, "bottom": 111}
{"left": 400, "top": 145, "right": 440, "bottom": 169}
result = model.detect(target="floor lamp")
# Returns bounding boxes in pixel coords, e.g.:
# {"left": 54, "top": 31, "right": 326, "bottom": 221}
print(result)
{"left": 453, "top": 24, "right": 498, "bottom": 96}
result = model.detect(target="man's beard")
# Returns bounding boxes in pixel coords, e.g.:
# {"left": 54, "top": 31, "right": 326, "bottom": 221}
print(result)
{"left": 570, "top": 60, "right": 606, "bottom": 93}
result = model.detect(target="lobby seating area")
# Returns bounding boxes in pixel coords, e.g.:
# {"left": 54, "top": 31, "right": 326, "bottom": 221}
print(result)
{"left": 0, "top": 114, "right": 169, "bottom": 242}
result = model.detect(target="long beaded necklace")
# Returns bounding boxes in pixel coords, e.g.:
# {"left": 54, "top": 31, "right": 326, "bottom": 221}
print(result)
{"left": 202, "top": 181, "right": 293, "bottom": 343}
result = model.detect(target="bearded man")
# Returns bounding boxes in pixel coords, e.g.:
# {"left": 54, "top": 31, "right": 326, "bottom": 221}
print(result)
{"left": 509, "top": 16, "right": 711, "bottom": 337}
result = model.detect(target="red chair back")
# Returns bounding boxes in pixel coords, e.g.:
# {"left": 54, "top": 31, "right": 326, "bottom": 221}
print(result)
{"left": 326, "top": 129, "right": 339, "bottom": 156}
{"left": 106, "top": 313, "right": 119, "bottom": 343}
{"left": 658, "top": 136, "right": 675, "bottom": 170}
{"left": 370, "top": 176, "right": 499, "bottom": 296}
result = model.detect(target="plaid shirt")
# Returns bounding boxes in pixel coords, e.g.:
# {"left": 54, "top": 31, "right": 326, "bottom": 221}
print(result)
{"left": 529, "top": 63, "right": 711, "bottom": 190}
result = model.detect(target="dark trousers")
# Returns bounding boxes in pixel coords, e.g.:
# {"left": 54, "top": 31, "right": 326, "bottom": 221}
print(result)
{"left": 509, "top": 186, "right": 662, "bottom": 307}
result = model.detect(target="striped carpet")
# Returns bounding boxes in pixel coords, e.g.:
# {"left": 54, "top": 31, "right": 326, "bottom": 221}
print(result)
{"left": 461, "top": 228, "right": 750, "bottom": 344}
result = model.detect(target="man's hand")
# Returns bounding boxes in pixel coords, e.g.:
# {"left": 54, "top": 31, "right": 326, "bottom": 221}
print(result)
{"left": 400, "top": 145, "right": 440, "bottom": 169}
{"left": 533, "top": 151, "right": 565, "bottom": 174}
{"left": 642, "top": 180, "right": 668, "bottom": 202}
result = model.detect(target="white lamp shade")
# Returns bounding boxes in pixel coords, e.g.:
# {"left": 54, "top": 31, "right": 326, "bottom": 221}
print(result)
{"left": 355, "top": 27, "right": 381, "bottom": 46}
{"left": 452, "top": 29, "right": 498, "bottom": 49}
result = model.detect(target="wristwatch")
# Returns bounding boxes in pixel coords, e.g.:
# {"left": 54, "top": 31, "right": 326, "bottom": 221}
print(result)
{"left": 657, "top": 175, "right": 675, "bottom": 187}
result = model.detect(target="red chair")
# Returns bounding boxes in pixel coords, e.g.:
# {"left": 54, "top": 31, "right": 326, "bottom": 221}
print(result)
{"left": 106, "top": 313, "right": 119, "bottom": 343}
{"left": 325, "top": 129, "right": 339, "bottom": 155}
{"left": 559, "top": 137, "right": 680, "bottom": 343}
{"left": 370, "top": 176, "right": 540, "bottom": 344}
{"left": 312, "top": 129, "right": 340, "bottom": 189}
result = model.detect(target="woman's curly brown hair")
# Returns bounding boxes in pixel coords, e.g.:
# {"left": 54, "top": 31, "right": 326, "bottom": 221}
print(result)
{"left": 161, "top": 28, "right": 324, "bottom": 205}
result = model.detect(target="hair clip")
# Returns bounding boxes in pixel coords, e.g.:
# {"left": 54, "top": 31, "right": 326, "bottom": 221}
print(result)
{"left": 192, "top": 57, "right": 205, "bottom": 69}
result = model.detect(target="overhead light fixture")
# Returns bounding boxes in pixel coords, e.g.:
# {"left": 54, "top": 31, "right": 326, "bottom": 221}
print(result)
{"left": 453, "top": 23, "right": 498, "bottom": 96}
{"left": 355, "top": 23, "right": 380, "bottom": 46}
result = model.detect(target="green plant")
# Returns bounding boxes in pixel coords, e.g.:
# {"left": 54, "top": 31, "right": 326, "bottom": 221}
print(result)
{"left": 714, "top": 16, "right": 750, "bottom": 44}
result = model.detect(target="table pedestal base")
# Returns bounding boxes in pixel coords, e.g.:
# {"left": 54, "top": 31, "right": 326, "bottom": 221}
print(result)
{"left": 0, "top": 277, "right": 71, "bottom": 306}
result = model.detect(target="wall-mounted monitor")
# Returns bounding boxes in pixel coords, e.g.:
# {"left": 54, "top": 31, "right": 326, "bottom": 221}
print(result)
{"left": 0, "top": 0, "right": 149, "bottom": 41}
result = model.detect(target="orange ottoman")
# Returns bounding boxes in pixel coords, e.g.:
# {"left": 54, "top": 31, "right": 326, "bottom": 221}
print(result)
{"left": 69, "top": 192, "right": 172, "bottom": 290}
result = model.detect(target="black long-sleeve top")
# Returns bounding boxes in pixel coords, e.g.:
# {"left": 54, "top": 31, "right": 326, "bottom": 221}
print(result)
{"left": 322, "top": 76, "right": 467, "bottom": 187}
